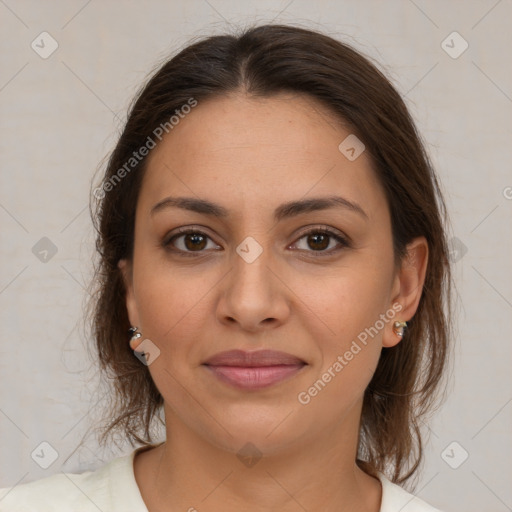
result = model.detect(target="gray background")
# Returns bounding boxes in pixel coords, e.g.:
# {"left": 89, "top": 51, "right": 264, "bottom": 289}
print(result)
{"left": 1, "top": 1, "right": 511, "bottom": 511}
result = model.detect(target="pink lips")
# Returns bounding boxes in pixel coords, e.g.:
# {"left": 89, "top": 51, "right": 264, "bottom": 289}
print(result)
{"left": 203, "top": 349, "right": 306, "bottom": 390}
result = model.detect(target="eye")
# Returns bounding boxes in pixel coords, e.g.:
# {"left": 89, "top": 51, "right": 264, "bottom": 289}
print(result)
{"left": 291, "top": 227, "right": 350, "bottom": 256}
{"left": 163, "top": 228, "right": 220, "bottom": 255}
{"left": 163, "top": 225, "right": 351, "bottom": 257}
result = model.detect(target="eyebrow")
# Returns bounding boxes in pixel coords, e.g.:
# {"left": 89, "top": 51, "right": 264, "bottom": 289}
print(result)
{"left": 150, "top": 195, "right": 368, "bottom": 221}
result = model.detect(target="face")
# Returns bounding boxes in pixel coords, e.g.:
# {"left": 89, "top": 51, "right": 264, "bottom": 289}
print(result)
{"left": 120, "top": 93, "right": 425, "bottom": 457}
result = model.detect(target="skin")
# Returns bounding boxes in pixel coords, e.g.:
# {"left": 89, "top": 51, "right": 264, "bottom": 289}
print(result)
{"left": 119, "top": 92, "right": 428, "bottom": 512}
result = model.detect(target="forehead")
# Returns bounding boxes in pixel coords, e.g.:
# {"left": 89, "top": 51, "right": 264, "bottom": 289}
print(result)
{"left": 139, "top": 93, "right": 386, "bottom": 221}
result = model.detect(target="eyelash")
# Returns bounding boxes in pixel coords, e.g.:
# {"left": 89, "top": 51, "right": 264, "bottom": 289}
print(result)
{"left": 162, "top": 226, "right": 351, "bottom": 258}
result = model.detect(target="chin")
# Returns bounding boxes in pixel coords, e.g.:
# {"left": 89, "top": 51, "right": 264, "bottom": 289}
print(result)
{"left": 203, "top": 403, "right": 312, "bottom": 456}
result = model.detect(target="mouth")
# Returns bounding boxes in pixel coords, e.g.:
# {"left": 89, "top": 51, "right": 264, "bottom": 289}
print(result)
{"left": 202, "top": 349, "right": 307, "bottom": 390}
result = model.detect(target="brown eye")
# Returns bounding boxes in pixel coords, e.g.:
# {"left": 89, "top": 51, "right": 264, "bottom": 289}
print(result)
{"left": 183, "top": 232, "right": 207, "bottom": 251}
{"left": 306, "top": 232, "right": 330, "bottom": 251}
{"left": 164, "top": 229, "right": 220, "bottom": 254}
{"left": 292, "top": 228, "right": 350, "bottom": 255}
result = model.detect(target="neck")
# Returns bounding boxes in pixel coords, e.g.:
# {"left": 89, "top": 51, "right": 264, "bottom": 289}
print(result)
{"left": 134, "top": 403, "right": 382, "bottom": 512}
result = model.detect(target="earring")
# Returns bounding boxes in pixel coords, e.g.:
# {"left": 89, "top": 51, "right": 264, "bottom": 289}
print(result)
{"left": 129, "top": 326, "right": 142, "bottom": 350}
{"left": 393, "top": 321, "right": 407, "bottom": 337}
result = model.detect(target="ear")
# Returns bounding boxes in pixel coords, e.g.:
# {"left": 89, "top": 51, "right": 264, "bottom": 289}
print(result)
{"left": 382, "top": 236, "right": 429, "bottom": 348}
{"left": 118, "top": 258, "right": 140, "bottom": 328}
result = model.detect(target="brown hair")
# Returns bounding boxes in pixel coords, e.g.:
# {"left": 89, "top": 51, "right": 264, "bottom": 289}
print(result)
{"left": 89, "top": 23, "right": 452, "bottom": 486}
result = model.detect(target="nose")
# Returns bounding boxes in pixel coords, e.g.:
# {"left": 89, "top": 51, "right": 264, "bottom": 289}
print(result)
{"left": 216, "top": 245, "right": 291, "bottom": 333}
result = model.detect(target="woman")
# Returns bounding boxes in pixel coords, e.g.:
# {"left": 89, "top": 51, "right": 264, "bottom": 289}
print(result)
{"left": 0, "top": 23, "right": 451, "bottom": 511}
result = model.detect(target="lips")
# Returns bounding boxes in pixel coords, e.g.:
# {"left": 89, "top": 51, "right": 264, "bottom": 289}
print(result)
{"left": 203, "top": 349, "right": 306, "bottom": 390}
{"left": 204, "top": 349, "right": 305, "bottom": 367}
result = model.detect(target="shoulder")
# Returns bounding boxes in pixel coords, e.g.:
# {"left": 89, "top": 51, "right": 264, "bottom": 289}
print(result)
{"left": 378, "top": 472, "right": 444, "bottom": 512}
{"left": 0, "top": 450, "right": 148, "bottom": 512}
{"left": 0, "top": 469, "right": 100, "bottom": 512}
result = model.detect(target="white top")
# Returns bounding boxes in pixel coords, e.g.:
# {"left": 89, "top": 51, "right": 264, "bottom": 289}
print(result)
{"left": 0, "top": 447, "right": 442, "bottom": 511}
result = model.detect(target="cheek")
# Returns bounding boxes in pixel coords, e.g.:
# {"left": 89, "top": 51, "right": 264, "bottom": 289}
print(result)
{"left": 302, "top": 261, "right": 393, "bottom": 392}
{"left": 302, "top": 257, "right": 393, "bottom": 343}
{"left": 293, "top": 285, "right": 388, "bottom": 417}
{"left": 131, "top": 252, "right": 220, "bottom": 371}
